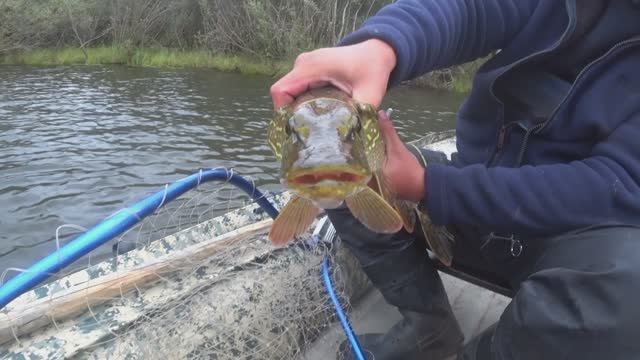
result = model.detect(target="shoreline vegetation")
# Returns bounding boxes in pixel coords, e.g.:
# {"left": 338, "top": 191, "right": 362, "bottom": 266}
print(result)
{"left": 0, "top": 47, "right": 481, "bottom": 92}
{"left": 1, "top": 47, "right": 293, "bottom": 76}
{"left": 0, "top": 0, "right": 481, "bottom": 92}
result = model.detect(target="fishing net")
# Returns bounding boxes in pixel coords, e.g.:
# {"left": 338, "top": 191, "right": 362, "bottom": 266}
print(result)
{"left": 0, "top": 170, "right": 372, "bottom": 359}
{"left": 1, "top": 133, "right": 470, "bottom": 360}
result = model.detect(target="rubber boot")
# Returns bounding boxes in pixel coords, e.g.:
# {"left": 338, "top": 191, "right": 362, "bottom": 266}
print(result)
{"left": 335, "top": 238, "right": 464, "bottom": 360}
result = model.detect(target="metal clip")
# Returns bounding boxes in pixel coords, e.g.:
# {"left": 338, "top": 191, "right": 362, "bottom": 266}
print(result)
{"left": 510, "top": 237, "right": 523, "bottom": 258}
{"left": 482, "top": 232, "right": 523, "bottom": 258}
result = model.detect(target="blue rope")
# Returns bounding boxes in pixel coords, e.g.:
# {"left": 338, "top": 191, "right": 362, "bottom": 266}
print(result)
{"left": 321, "top": 256, "right": 367, "bottom": 360}
{"left": 0, "top": 168, "right": 364, "bottom": 360}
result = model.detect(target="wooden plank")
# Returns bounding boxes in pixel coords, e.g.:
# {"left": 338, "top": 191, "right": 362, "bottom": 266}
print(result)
{"left": 0, "top": 219, "right": 273, "bottom": 345}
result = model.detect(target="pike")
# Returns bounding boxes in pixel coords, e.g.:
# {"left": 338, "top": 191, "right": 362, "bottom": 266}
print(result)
{"left": 266, "top": 87, "right": 454, "bottom": 266}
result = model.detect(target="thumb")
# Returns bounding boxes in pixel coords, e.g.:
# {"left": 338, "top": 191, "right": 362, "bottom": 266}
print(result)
{"left": 352, "top": 76, "right": 389, "bottom": 108}
{"left": 377, "top": 110, "right": 404, "bottom": 152}
{"left": 352, "top": 83, "right": 386, "bottom": 108}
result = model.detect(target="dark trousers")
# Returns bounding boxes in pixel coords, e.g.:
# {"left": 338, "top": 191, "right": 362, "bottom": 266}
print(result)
{"left": 326, "top": 207, "right": 640, "bottom": 359}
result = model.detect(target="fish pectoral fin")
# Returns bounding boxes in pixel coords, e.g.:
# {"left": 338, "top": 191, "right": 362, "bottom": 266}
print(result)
{"left": 416, "top": 210, "right": 455, "bottom": 267}
{"left": 374, "top": 172, "right": 415, "bottom": 233}
{"left": 345, "top": 187, "right": 403, "bottom": 234}
{"left": 268, "top": 196, "right": 321, "bottom": 246}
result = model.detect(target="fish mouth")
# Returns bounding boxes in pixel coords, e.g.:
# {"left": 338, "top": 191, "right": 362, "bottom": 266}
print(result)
{"left": 287, "top": 170, "right": 367, "bottom": 186}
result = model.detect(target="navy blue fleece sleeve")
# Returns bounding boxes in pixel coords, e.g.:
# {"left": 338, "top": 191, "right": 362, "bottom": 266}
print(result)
{"left": 426, "top": 110, "right": 640, "bottom": 236}
{"left": 338, "top": 0, "right": 538, "bottom": 86}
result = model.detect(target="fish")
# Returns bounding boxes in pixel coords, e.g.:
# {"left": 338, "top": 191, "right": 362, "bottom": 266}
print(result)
{"left": 266, "top": 87, "right": 454, "bottom": 266}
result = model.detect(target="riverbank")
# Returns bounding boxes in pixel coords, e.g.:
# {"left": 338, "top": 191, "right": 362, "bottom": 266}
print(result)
{"left": 1, "top": 47, "right": 478, "bottom": 92}
{"left": 0, "top": 47, "right": 292, "bottom": 76}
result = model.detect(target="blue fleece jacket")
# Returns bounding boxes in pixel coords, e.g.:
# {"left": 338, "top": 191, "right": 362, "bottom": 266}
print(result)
{"left": 339, "top": 0, "right": 640, "bottom": 239}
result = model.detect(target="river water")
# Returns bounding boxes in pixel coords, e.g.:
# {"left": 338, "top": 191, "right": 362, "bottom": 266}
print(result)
{"left": 0, "top": 65, "right": 464, "bottom": 280}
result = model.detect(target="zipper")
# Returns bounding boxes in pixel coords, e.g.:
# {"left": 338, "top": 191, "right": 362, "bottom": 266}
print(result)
{"left": 497, "top": 126, "right": 507, "bottom": 151}
{"left": 511, "top": 37, "right": 639, "bottom": 167}
{"left": 515, "top": 123, "right": 543, "bottom": 166}
{"left": 489, "top": 122, "right": 519, "bottom": 166}
{"left": 486, "top": 0, "right": 578, "bottom": 166}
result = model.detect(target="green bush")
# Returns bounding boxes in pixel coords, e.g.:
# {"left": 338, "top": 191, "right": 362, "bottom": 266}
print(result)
{"left": 0, "top": 0, "right": 478, "bottom": 91}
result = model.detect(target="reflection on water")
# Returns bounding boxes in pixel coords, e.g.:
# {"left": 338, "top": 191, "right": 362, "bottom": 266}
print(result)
{"left": 0, "top": 65, "right": 464, "bottom": 278}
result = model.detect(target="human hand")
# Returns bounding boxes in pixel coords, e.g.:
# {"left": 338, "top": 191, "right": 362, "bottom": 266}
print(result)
{"left": 270, "top": 39, "right": 397, "bottom": 109}
{"left": 377, "top": 110, "right": 426, "bottom": 203}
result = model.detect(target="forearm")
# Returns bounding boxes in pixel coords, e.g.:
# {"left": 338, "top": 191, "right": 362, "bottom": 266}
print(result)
{"left": 426, "top": 151, "right": 640, "bottom": 236}
{"left": 338, "top": 0, "right": 539, "bottom": 86}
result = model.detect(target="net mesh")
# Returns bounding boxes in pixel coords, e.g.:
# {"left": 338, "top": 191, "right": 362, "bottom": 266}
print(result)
{"left": 0, "top": 174, "right": 371, "bottom": 360}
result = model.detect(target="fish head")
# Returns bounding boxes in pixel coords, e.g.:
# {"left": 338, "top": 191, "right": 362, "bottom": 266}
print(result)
{"left": 267, "top": 88, "right": 372, "bottom": 208}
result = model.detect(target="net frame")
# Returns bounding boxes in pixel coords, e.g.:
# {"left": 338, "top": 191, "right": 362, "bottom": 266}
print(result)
{"left": 0, "top": 168, "right": 371, "bottom": 359}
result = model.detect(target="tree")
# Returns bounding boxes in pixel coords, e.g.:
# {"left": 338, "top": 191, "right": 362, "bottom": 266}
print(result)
{"left": 63, "top": 0, "right": 111, "bottom": 61}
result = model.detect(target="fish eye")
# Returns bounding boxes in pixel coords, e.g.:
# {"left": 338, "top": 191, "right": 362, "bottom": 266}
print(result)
{"left": 350, "top": 113, "right": 359, "bottom": 127}
{"left": 348, "top": 114, "right": 362, "bottom": 137}
{"left": 287, "top": 113, "right": 305, "bottom": 135}
{"left": 336, "top": 108, "right": 353, "bottom": 123}
{"left": 354, "top": 117, "right": 362, "bottom": 133}
{"left": 345, "top": 119, "right": 361, "bottom": 142}
{"left": 286, "top": 116, "right": 309, "bottom": 144}
{"left": 291, "top": 112, "right": 309, "bottom": 127}
{"left": 339, "top": 108, "right": 359, "bottom": 130}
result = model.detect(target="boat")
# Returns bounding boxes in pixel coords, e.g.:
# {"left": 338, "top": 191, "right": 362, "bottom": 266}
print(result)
{"left": 0, "top": 134, "right": 511, "bottom": 359}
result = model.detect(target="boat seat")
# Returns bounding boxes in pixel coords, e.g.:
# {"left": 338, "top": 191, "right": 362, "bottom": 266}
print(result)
{"left": 430, "top": 254, "right": 515, "bottom": 298}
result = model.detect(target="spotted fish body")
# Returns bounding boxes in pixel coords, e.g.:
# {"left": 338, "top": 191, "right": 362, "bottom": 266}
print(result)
{"left": 267, "top": 87, "right": 454, "bottom": 266}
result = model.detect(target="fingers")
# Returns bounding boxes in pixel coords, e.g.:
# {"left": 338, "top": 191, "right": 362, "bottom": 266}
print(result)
{"left": 270, "top": 49, "right": 352, "bottom": 110}
{"left": 352, "top": 84, "right": 386, "bottom": 108}
{"left": 377, "top": 110, "right": 404, "bottom": 151}
{"left": 270, "top": 71, "right": 354, "bottom": 110}
{"left": 270, "top": 84, "right": 296, "bottom": 110}
{"left": 351, "top": 68, "right": 390, "bottom": 108}
{"left": 351, "top": 71, "right": 391, "bottom": 108}
{"left": 270, "top": 41, "right": 393, "bottom": 110}
{"left": 270, "top": 75, "right": 326, "bottom": 110}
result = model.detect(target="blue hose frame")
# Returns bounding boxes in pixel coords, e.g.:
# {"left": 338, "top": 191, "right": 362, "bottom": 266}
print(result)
{"left": 0, "top": 167, "right": 364, "bottom": 359}
{"left": 0, "top": 168, "right": 277, "bottom": 309}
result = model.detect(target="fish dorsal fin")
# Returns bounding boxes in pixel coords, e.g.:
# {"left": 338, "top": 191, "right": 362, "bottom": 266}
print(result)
{"left": 416, "top": 210, "right": 455, "bottom": 267}
{"left": 269, "top": 196, "right": 321, "bottom": 246}
{"left": 345, "top": 187, "right": 403, "bottom": 234}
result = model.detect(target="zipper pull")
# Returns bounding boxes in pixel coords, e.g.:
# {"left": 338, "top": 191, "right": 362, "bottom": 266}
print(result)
{"left": 497, "top": 126, "right": 507, "bottom": 150}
